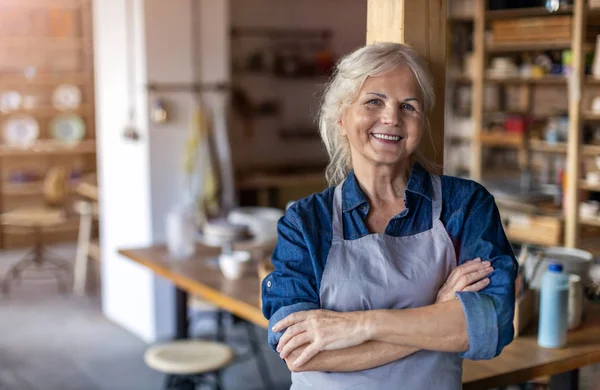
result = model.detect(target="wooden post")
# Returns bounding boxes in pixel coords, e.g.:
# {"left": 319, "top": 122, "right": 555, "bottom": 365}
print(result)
{"left": 565, "top": 0, "right": 586, "bottom": 248}
{"left": 471, "top": 0, "right": 485, "bottom": 181}
{"left": 367, "top": 0, "right": 447, "bottom": 169}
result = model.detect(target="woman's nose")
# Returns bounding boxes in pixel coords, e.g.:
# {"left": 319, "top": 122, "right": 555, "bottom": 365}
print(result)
{"left": 380, "top": 105, "right": 399, "bottom": 127}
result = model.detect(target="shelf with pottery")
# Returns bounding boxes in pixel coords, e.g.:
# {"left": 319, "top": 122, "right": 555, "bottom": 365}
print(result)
{"left": 0, "top": 0, "right": 96, "bottom": 248}
{"left": 465, "top": 0, "right": 600, "bottom": 249}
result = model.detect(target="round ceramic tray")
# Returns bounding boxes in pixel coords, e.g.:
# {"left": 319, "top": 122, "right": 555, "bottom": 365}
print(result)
{"left": 49, "top": 114, "right": 86, "bottom": 145}
{"left": 52, "top": 84, "right": 81, "bottom": 111}
{"left": 2, "top": 114, "right": 39, "bottom": 148}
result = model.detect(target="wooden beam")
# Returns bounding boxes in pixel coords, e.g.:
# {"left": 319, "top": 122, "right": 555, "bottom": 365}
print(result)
{"left": 565, "top": 0, "right": 586, "bottom": 248}
{"left": 471, "top": 0, "right": 485, "bottom": 181}
{"left": 367, "top": 0, "right": 447, "bottom": 170}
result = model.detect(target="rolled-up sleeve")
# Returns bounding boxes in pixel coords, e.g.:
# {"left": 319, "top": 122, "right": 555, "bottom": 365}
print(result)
{"left": 455, "top": 191, "right": 518, "bottom": 360}
{"left": 262, "top": 207, "right": 320, "bottom": 352}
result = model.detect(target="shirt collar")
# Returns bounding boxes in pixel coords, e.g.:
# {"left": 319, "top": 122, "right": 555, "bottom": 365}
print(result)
{"left": 341, "top": 162, "right": 433, "bottom": 212}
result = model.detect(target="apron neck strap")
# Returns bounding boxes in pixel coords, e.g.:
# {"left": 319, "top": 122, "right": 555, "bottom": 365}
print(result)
{"left": 430, "top": 174, "right": 443, "bottom": 223}
{"left": 333, "top": 174, "right": 443, "bottom": 238}
{"left": 332, "top": 179, "right": 345, "bottom": 239}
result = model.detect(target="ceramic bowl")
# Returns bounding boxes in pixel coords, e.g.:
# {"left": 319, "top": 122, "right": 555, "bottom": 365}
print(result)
{"left": 580, "top": 201, "right": 600, "bottom": 218}
{"left": 218, "top": 250, "right": 251, "bottom": 280}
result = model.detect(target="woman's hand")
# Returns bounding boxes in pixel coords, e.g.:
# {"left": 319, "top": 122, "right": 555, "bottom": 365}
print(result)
{"left": 272, "top": 309, "right": 368, "bottom": 369}
{"left": 436, "top": 258, "right": 493, "bottom": 303}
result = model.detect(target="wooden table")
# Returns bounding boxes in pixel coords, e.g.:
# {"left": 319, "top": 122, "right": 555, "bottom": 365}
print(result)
{"left": 119, "top": 245, "right": 600, "bottom": 389}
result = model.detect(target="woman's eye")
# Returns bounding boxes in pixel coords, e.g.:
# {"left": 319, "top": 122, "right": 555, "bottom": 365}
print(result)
{"left": 366, "top": 99, "right": 381, "bottom": 106}
{"left": 401, "top": 103, "right": 416, "bottom": 112}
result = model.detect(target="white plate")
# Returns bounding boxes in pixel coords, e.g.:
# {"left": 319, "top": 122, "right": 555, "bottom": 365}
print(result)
{"left": 0, "top": 91, "right": 22, "bottom": 113}
{"left": 52, "top": 84, "right": 81, "bottom": 111}
{"left": 2, "top": 115, "right": 39, "bottom": 148}
{"left": 50, "top": 114, "right": 86, "bottom": 144}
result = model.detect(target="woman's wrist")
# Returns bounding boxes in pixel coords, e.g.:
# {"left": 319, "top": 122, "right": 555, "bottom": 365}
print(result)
{"left": 358, "top": 310, "right": 379, "bottom": 341}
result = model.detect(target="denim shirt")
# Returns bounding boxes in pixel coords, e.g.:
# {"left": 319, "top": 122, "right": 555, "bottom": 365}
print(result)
{"left": 262, "top": 162, "right": 518, "bottom": 361}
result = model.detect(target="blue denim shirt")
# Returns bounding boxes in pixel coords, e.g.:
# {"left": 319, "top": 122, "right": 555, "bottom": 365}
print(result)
{"left": 262, "top": 162, "right": 518, "bottom": 361}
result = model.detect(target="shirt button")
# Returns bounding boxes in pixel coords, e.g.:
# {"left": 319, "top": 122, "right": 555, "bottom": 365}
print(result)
{"left": 361, "top": 206, "right": 367, "bottom": 212}
{"left": 267, "top": 280, "right": 272, "bottom": 288}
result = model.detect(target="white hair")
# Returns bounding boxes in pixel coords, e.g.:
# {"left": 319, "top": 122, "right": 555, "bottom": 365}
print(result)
{"left": 318, "top": 42, "right": 437, "bottom": 186}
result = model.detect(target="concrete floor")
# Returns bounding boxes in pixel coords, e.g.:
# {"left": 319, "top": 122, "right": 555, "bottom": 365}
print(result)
{"left": 0, "top": 243, "right": 598, "bottom": 390}
{"left": 0, "top": 244, "right": 291, "bottom": 390}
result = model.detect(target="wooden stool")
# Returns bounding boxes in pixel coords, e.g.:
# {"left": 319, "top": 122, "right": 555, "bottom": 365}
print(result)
{"left": 0, "top": 206, "right": 71, "bottom": 294}
{"left": 144, "top": 340, "right": 235, "bottom": 390}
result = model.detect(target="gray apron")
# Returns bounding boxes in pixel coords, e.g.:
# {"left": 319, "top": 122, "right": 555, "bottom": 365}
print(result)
{"left": 291, "top": 174, "right": 463, "bottom": 389}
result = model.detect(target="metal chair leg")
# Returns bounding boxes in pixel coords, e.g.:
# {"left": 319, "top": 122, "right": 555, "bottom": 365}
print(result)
{"left": 244, "top": 321, "right": 274, "bottom": 390}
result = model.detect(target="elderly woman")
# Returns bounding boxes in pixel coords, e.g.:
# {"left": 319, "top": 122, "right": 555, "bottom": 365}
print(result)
{"left": 261, "top": 42, "right": 517, "bottom": 389}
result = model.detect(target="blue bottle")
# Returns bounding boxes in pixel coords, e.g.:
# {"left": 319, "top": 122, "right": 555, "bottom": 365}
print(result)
{"left": 537, "top": 263, "right": 569, "bottom": 349}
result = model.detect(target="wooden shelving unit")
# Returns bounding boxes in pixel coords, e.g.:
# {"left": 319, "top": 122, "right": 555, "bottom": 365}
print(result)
{"left": 0, "top": 0, "right": 96, "bottom": 248}
{"left": 449, "top": 0, "right": 600, "bottom": 250}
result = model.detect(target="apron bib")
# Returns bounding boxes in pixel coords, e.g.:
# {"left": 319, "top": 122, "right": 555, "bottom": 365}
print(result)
{"left": 291, "top": 175, "right": 463, "bottom": 390}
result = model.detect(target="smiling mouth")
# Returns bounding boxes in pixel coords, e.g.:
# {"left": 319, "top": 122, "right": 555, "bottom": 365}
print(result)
{"left": 371, "top": 133, "right": 404, "bottom": 142}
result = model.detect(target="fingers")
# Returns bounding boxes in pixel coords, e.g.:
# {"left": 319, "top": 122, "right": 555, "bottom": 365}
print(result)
{"left": 273, "top": 311, "right": 309, "bottom": 333}
{"left": 280, "top": 332, "right": 311, "bottom": 360}
{"left": 454, "top": 265, "right": 493, "bottom": 291}
{"left": 293, "top": 342, "right": 321, "bottom": 369}
{"left": 445, "top": 258, "right": 483, "bottom": 286}
{"left": 277, "top": 324, "right": 304, "bottom": 353}
{"left": 461, "top": 277, "right": 491, "bottom": 292}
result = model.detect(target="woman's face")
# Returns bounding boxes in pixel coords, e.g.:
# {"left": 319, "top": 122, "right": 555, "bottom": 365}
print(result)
{"left": 340, "top": 66, "right": 424, "bottom": 169}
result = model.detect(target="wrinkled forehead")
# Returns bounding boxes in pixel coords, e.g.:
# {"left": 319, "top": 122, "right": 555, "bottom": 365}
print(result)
{"left": 356, "top": 65, "right": 422, "bottom": 99}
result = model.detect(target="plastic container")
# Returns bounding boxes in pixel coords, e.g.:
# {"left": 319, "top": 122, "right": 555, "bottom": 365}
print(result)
{"left": 537, "top": 263, "right": 569, "bottom": 349}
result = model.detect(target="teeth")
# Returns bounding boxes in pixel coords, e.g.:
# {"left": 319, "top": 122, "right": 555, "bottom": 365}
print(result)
{"left": 373, "top": 134, "right": 401, "bottom": 141}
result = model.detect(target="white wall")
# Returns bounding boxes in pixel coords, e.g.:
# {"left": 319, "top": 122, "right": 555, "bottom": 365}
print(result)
{"left": 94, "top": 0, "right": 229, "bottom": 342}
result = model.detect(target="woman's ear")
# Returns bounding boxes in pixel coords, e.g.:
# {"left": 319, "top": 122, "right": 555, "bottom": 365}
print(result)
{"left": 338, "top": 120, "right": 346, "bottom": 136}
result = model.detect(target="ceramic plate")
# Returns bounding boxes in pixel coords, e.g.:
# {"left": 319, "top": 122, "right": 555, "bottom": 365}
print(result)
{"left": 52, "top": 84, "right": 81, "bottom": 110}
{"left": 0, "top": 90, "right": 22, "bottom": 113}
{"left": 2, "top": 115, "right": 39, "bottom": 148}
{"left": 50, "top": 114, "right": 86, "bottom": 144}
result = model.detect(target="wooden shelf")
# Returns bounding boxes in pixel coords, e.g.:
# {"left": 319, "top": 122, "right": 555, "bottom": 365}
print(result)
{"left": 528, "top": 140, "right": 600, "bottom": 156}
{"left": 584, "top": 144, "right": 600, "bottom": 155}
{"left": 529, "top": 140, "right": 568, "bottom": 153}
{"left": 583, "top": 111, "right": 600, "bottom": 121}
{"left": 487, "top": 41, "right": 572, "bottom": 53}
{"left": 486, "top": 6, "right": 573, "bottom": 20}
{"left": 486, "top": 76, "right": 567, "bottom": 85}
{"left": 479, "top": 131, "right": 524, "bottom": 148}
{"left": 580, "top": 217, "right": 600, "bottom": 227}
{"left": 0, "top": 139, "right": 96, "bottom": 157}
{"left": 0, "top": 72, "right": 90, "bottom": 87}
{"left": 0, "top": 37, "right": 87, "bottom": 49}
{"left": 449, "top": 15, "right": 474, "bottom": 23}
{"left": 2, "top": 178, "right": 84, "bottom": 196}
{"left": 0, "top": 0, "right": 81, "bottom": 9}
{"left": 580, "top": 181, "right": 600, "bottom": 192}
{"left": 0, "top": 104, "right": 93, "bottom": 118}
{"left": 586, "top": 76, "right": 600, "bottom": 85}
